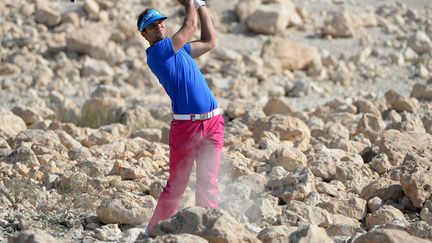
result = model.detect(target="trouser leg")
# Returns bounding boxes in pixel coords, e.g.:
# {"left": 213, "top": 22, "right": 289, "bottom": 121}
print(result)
{"left": 195, "top": 143, "right": 222, "bottom": 208}
{"left": 195, "top": 115, "right": 224, "bottom": 208}
{"left": 146, "top": 121, "right": 199, "bottom": 232}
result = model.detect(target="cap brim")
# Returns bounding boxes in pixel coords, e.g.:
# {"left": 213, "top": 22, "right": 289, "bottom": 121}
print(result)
{"left": 139, "top": 16, "right": 168, "bottom": 32}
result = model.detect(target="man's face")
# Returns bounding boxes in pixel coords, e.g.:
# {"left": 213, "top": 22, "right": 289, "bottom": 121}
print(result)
{"left": 141, "top": 19, "right": 166, "bottom": 44}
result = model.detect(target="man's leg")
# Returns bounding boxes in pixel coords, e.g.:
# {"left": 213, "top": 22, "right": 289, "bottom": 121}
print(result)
{"left": 146, "top": 121, "right": 200, "bottom": 232}
{"left": 195, "top": 115, "right": 224, "bottom": 208}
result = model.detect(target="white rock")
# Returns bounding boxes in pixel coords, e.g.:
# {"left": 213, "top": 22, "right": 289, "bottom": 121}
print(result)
{"left": 247, "top": 4, "right": 290, "bottom": 35}
{"left": 35, "top": 2, "right": 61, "bottom": 27}
{"left": 96, "top": 192, "right": 156, "bottom": 226}
{"left": 322, "top": 11, "right": 356, "bottom": 37}
{"left": 407, "top": 31, "right": 432, "bottom": 55}
{"left": 84, "top": 0, "right": 100, "bottom": 17}
{"left": 94, "top": 224, "right": 122, "bottom": 241}
{"left": 365, "top": 205, "right": 408, "bottom": 229}
{"left": 0, "top": 108, "right": 27, "bottom": 139}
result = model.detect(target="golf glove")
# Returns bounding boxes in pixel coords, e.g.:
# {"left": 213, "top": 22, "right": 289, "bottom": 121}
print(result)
{"left": 194, "top": 0, "right": 206, "bottom": 9}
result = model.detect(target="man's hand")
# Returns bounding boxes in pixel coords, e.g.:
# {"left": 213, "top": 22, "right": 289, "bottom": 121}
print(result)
{"left": 177, "top": 0, "right": 193, "bottom": 6}
{"left": 194, "top": 0, "right": 206, "bottom": 9}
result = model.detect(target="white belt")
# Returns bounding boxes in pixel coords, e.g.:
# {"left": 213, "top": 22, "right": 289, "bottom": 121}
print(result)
{"left": 173, "top": 108, "right": 221, "bottom": 121}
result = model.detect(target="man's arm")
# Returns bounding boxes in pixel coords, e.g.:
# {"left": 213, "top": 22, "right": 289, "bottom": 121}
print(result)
{"left": 172, "top": 0, "right": 198, "bottom": 52}
{"left": 189, "top": 5, "right": 217, "bottom": 58}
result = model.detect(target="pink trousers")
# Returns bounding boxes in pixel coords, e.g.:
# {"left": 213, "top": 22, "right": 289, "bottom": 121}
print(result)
{"left": 146, "top": 114, "right": 224, "bottom": 232}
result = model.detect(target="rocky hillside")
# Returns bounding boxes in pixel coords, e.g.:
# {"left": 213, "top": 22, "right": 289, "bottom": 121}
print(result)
{"left": 1, "top": 0, "right": 432, "bottom": 242}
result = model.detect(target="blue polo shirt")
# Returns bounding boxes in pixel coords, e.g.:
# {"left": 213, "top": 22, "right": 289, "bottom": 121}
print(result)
{"left": 146, "top": 38, "right": 218, "bottom": 114}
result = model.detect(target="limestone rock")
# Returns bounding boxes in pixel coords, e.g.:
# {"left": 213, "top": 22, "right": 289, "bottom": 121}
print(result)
{"left": 121, "top": 107, "right": 163, "bottom": 131}
{"left": 365, "top": 205, "right": 407, "bottom": 229}
{"left": 289, "top": 224, "right": 333, "bottom": 243}
{"left": 356, "top": 114, "right": 384, "bottom": 143}
{"left": 110, "top": 160, "right": 147, "bottom": 180}
{"left": 269, "top": 146, "right": 307, "bottom": 171}
{"left": 11, "top": 106, "right": 43, "bottom": 126}
{"left": 253, "top": 114, "right": 311, "bottom": 151}
{"left": 49, "top": 91, "right": 81, "bottom": 123}
{"left": 35, "top": 2, "right": 61, "bottom": 27}
{"left": 385, "top": 90, "right": 418, "bottom": 113}
{"left": 0, "top": 108, "right": 27, "bottom": 139}
{"left": 257, "top": 225, "right": 298, "bottom": 243}
{"left": 94, "top": 224, "right": 122, "bottom": 241}
{"left": 246, "top": 195, "right": 282, "bottom": 224}
{"left": 322, "top": 11, "right": 356, "bottom": 37}
{"left": 4, "top": 145, "right": 40, "bottom": 169}
{"left": 96, "top": 192, "right": 156, "bottom": 226}
{"left": 235, "top": 0, "right": 261, "bottom": 22}
{"left": 268, "top": 166, "right": 315, "bottom": 203}
{"left": 84, "top": 0, "right": 100, "bottom": 17}
{"left": 261, "top": 37, "right": 320, "bottom": 72}
{"left": 369, "top": 153, "right": 392, "bottom": 174}
{"left": 138, "top": 233, "right": 208, "bottom": 243}
{"left": 379, "top": 130, "right": 432, "bottom": 166}
{"left": 82, "top": 57, "right": 114, "bottom": 77}
{"left": 8, "top": 228, "right": 63, "bottom": 243}
{"left": 400, "top": 153, "right": 432, "bottom": 208}
{"left": 360, "top": 178, "right": 403, "bottom": 202}
{"left": 326, "top": 224, "right": 365, "bottom": 238}
{"left": 263, "top": 98, "right": 296, "bottom": 116}
{"left": 150, "top": 207, "right": 259, "bottom": 242}
{"left": 247, "top": 4, "right": 290, "bottom": 35}
{"left": 354, "top": 228, "right": 431, "bottom": 243}
{"left": 317, "top": 197, "right": 367, "bottom": 220}
{"left": 411, "top": 83, "right": 432, "bottom": 100}
{"left": 407, "top": 31, "right": 432, "bottom": 55}
{"left": 80, "top": 97, "right": 126, "bottom": 128}
{"left": 66, "top": 23, "right": 111, "bottom": 58}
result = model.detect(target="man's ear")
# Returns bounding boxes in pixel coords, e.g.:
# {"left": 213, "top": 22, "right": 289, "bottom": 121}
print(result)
{"left": 141, "top": 32, "right": 148, "bottom": 41}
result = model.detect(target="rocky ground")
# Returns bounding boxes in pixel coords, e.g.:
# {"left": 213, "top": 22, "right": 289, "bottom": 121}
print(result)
{"left": 1, "top": 0, "right": 432, "bottom": 242}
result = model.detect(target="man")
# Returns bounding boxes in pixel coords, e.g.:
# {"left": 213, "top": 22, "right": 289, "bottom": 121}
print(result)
{"left": 137, "top": 0, "right": 224, "bottom": 234}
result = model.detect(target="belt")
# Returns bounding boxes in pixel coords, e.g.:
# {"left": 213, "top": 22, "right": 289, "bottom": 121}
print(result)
{"left": 173, "top": 108, "right": 221, "bottom": 121}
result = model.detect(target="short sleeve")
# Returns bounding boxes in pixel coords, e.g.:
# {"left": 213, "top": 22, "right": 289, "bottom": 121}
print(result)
{"left": 184, "top": 42, "right": 191, "bottom": 54}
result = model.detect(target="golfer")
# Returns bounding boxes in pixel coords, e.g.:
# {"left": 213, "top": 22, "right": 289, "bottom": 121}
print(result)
{"left": 137, "top": 0, "right": 224, "bottom": 234}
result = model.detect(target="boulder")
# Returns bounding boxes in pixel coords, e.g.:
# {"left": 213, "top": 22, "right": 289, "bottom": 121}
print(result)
{"left": 35, "top": 2, "right": 61, "bottom": 27}
{"left": 150, "top": 207, "right": 259, "bottom": 242}
{"left": 379, "top": 130, "right": 432, "bottom": 166}
{"left": 411, "top": 83, "right": 432, "bottom": 100}
{"left": 385, "top": 90, "right": 418, "bottom": 113}
{"left": 317, "top": 197, "right": 367, "bottom": 220}
{"left": 360, "top": 178, "right": 404, "bottom": 202}
{"left": 322, "top": 11, "right": 356, "bottom": 37}
{"left": 261, "top": 37, "right": 320, "bottom": 72}
{"left": 289, "top": 224, "right": 333, "bottom": 243}
{"left": 0, "top": 108, "right": 27, "bottom": 139}
{"left": 268, "top": 166, "right": 315, "bottom": 203}
{"left": 400, "top": 153, "right": 432, "bottom": 208}
{"left": 80, "top": 97, "right": 126, "bottom": 128}
{"left": 354, "top": 229, "right": 431, "bottom": 243}
{"left": 8, "top": 228, "right": 62, "bottom": 243}
{"left": 247, "top": 4, "right": 290, "bottom": 35}
{"left": 407, "top": 31, "right": 432, "bottom": 55}
{"left": 365, "top": 205, "right": 408, "bottom": 229}
{"left": 263, "top": 98, "right": 296, "bottom": 116}
{"left": 11, "top": 106, "right": 43, "bottom": 126}
{"left": 235, "top": 0, "right": 261, "bottom": 22}
{"left": 96, "top": 192, "right": 156, "bottom": 226}
{"left": 138, "top": 234, "right": 208, "bottom": 243}
{"left": 253, "top": 114, "right": 311, "bottom": 151}
{"left": 269, "top": 146, "right": 307, "bottom": 171}
{"left": 258, "top": 225, "right": 298, "bottom": 243}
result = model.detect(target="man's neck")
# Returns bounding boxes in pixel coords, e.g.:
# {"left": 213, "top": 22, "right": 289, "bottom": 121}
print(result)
{"left": 150, "top": 37, "right": 166, "bottom": 46}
